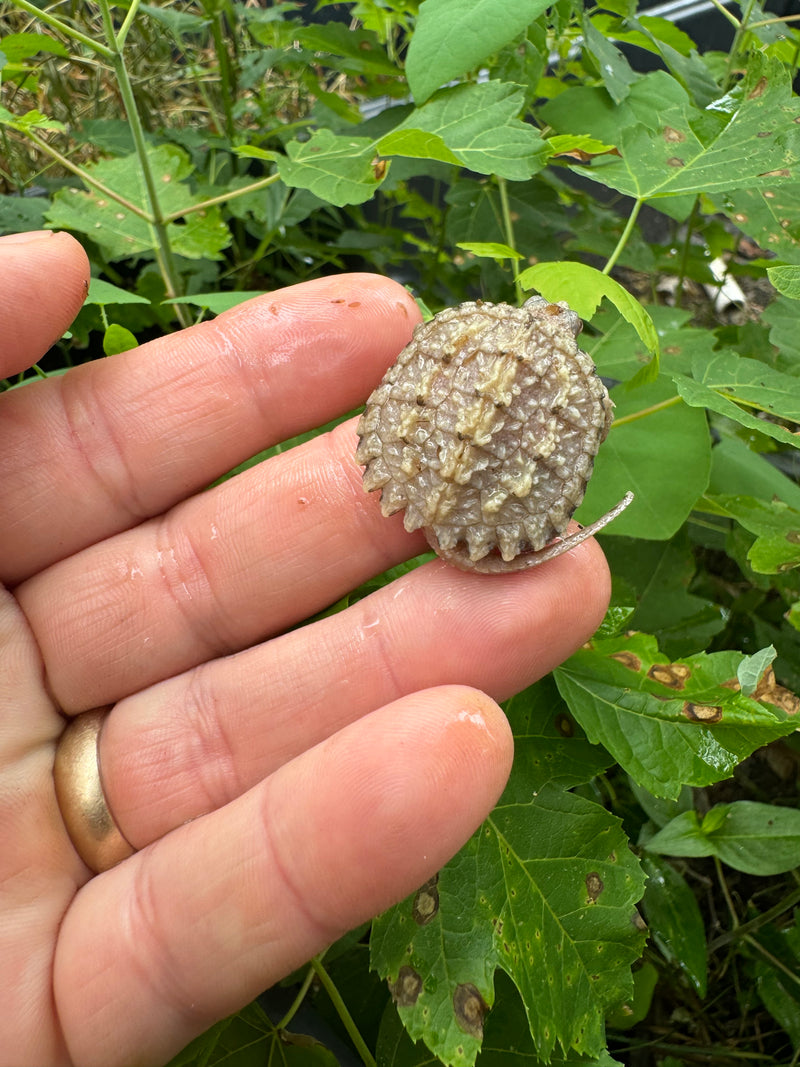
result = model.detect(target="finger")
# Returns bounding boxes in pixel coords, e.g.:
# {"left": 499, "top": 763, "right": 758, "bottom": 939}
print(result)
{"left": 0, "top": 231, "right": 89, "bottom": 378}
{"left": 0, "top": 585, "right": 84, "bottom": 1065}
{"left": 17, "top": 418, "right": 428, "bottom": 712}
{"left": 1, "top": 274, "right": 420, "bottom": 584}
{"left": 54, "top": 686, "right": 513, "bottom": 1067}
{"left": 100, "top": 534, "right": 608, "bottom": 845}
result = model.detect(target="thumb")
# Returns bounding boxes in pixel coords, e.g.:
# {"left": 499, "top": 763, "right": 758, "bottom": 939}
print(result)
{"left": 0, "top": 231, "right": 90, "bottom": 379}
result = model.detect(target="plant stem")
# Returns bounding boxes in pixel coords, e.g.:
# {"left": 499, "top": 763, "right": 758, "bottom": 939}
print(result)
{"left": 709, "top": 884, "right": 800, "bottom": 951}
{"left": 9, "top": 0, "right": 114, "bottom": 58}
{"left": 161, "top": 172, "right": 281, "bottom": 223}
{"left": 603, "top": 197, "right": 644, "bottom": 276}
{"left": 714, "top": 856, "right": 740, "bottom": 929}
{"left": 275, "top": 962, "right": 318, "bottom": 1031}
{"left": 310, "top": 956, "right": 377, "bottom": 1067}
{"left": 115, "top": 0, "right": 142, "bottom": 49}
{"left": 704, "top": 0, "right": 742, "bottom": 29}
{"left": 497, "top": 176, "right": 523, "bottom": 305}
{"left": 210, "top": 10, "right": 238, "bottom": 155}
{"left": 674, "top": 196, "right": 700, "bottom": 309}
{"left": 748, "top": 12, "right": 800, "bottom": 28}
{"left": 20, "top": 129, "right": 150, "bottom": 219}
{"left": 96, "top": 0, "right": 189, "bottom": 325}
{"left": 726, "top": 0, "right": 757, "bottom": 84}
{"left": 611, "top": 395, "right": 683, "bottom": 428}
{"left": 745, "top": 934, "right": 800, "bottom": 989}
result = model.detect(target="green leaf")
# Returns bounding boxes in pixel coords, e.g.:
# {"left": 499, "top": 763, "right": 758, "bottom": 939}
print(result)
{"left": 589, "top": 14, "right": 696, "bottom": 60}
{"left": 737, "top": 645, "right": 778, "bottom": 696}
{"left": 371, "top": 785, "right": 645, "bottom": 1065}
{"left": 140, "top": 3, "right": 210, "bottom": 38}
{"left": 709, "top": 435, "right": 800, "bottom": 511}
{"left": 86, "top": 278, "right": 151, "bottom": 307}
{"left": 46, "top": 145, "right": 231, "bottom": 261}
{"left": 630, "top": 780, "right": 694, "bottom": 830}
{"left": 456, "top": 241, "right": 523, "bottom": 261}
{"left": 554, "top": 634, "right": 796, "bottom": 799}
{"left": 565, "top": 56, "right": 800, "bottom": 202}
{"left": 540, "top": 68, "right": 691, "bottom": 146}
{"left": 700, "top": 495, "right": 800, "bottom": 573}
{"left": 640, "top": 857, "right": 707, "bottom": 997}
{"left": 0, "top": 104, "right": 64, "bottom": 132}
{"left": 404, "top": 0, "right": 552, "bottom": 105}
{"left": 168, "top": 291, "right": 268, "bottom": 314}
{"left": 278, "top": 129, "right": 382, "bottom": 207}
{"left": 769, "top": 265, "right": 800, "bottom": 299}
{"left": 647, "top": 802, "right": 800, "bottom": 876}
{"left": 601, "top": 532, "right": 724, "bottom": 658}
{"left": 673, "top": 350, "right": 800, "bottom": 451}
{"left": 0, "top": 192, "right": 49, "bottom": 232}
{"left": 548, "top": 134, "right": 618, "bottom": 158}
{"left": 580, "top": 15, "right": 639, "bottom": 105}
{"left": 0, "top": 31, "right": 69, "bottom": 61}
{"left": 578, "top": 376, "right": 711, "bottom": 542}
{"left": 753, "top": 917, "right": 800, "bottom": 1046}
{"left": 604, "top": 962, "right": 657, "bottom": 1030}
{"left": 377, "top": 975, "right": 622, "bottom": 1066}
{"left": 518, "top": 261, "right": 660, "bottom": 368}
{"left": 714, "top": 185, "right": 800, "bottom": 267}
{"left": 165, "top": 999, "right": 339, "bottom": 1067}
{"left": 763, "top": 295, "right": 800, "bottom": 375}
{"left": 102, "top": 324, "right": 138, "bottom": 357}
{"left": 689, "top": 348, "right": 800, "bottom": 423}
{"left": 297, "top": 22, "right": 398, "bottom": 77}
{"left": 378, "top": 82, "right": 549, "bottom": 181}
{"left": 502, "top": 677, "right": 614, "bottom": 803}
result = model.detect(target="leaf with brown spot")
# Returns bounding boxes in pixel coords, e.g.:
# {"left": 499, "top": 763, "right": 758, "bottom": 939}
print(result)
{"left": 555, "top": 55, "right": 800, "bottom": 203}
{"left": 682, "top": 702, "right": 723, "bottom": 724}
{"left": 371, "top": 785, "right": 645, "bottom": 1065}
{"left": 647, "top": 663, "right": 691, "bottom": 689}
{"left": 555, "top": 633, "right": 796, "bottom": 798}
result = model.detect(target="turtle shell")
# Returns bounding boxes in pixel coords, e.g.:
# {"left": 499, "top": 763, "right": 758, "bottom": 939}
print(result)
{"left": 355, "top": 296, "right": 619, "bottom": 572}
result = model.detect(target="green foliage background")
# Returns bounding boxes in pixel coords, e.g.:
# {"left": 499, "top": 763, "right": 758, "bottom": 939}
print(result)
{"left": 3, "top": 0, "right": 800, "bottom": 1063}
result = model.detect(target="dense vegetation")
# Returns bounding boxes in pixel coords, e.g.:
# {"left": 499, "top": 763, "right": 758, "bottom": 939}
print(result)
{"left": 3, "top": 1, "right": 800, "bottom": 1063}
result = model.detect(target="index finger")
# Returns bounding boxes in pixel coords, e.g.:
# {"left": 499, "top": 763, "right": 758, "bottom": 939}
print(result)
{"left": 0, "top": 274, "right": 420, "bottom": 584}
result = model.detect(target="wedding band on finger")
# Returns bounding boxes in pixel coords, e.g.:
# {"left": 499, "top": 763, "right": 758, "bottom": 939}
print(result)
{"left": 53, "top": 708, "right": 135, "bottom": 874}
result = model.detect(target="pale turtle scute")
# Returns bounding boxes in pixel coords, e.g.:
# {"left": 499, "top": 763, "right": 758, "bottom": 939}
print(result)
{"left": 356, "top": 296, "right": 632, "bottom": 573}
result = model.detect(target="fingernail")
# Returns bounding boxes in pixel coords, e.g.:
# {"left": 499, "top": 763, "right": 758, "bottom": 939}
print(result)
{"left": 0, "top": 230, "right": 55, "bottom": 244}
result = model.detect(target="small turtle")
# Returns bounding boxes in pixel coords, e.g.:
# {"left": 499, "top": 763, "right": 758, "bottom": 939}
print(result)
{"left": 355, "top": 295, "right": 632, "bottom": 572}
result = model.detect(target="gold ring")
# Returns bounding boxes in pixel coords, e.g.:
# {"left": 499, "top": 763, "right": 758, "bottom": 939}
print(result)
{"left": 53, "top": 708, "right": 135, "bottom": 874}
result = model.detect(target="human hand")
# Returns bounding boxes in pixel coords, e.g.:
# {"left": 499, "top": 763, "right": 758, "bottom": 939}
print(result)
{"left": 0, "top": 231, "right": 611, "bottom": 1066}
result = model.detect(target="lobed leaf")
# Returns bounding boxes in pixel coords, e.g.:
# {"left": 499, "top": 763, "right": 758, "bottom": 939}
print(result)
{"left": 46, "top": 145, "right": 230, "bottom": 260}
{"left": 277, "top": 130, "right": 383, "bottom": 207}
{"left": 371, "top": 786, "right": 645, "bottom": 1065}
{"left": 501, "top": 677, "right": 614, "bottom": 804}
{"left": 378, "top": 82, "right": 549, "bottom": 181}
{"left": 552, "top": 56, "right": 800, "bottom": 203}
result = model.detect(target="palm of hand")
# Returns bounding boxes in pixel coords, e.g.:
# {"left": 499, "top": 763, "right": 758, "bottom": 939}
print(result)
{"left": 0, "top": 232, "right": 609, "bottom": 1067}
